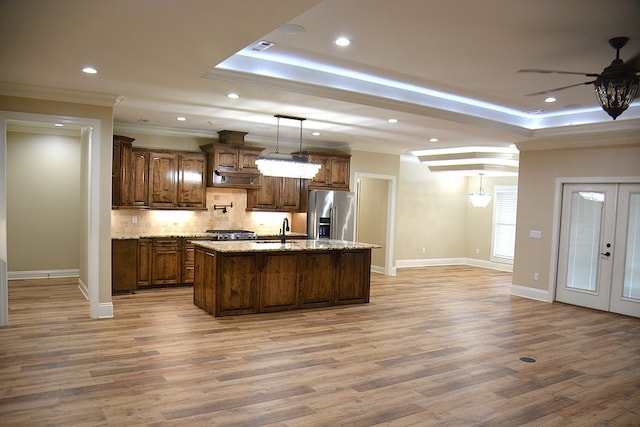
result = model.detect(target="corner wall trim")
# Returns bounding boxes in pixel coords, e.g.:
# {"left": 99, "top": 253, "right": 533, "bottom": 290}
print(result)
{"left": 511, "top": 284, "right": 551, "bottom": 302}
{"left": 98, "top": 302, "right": 114, "bottom": 319}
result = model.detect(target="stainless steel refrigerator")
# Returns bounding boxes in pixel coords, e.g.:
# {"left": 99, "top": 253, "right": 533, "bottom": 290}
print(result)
{"left": 307, "top": 190, "right": 356, "bottom": 241}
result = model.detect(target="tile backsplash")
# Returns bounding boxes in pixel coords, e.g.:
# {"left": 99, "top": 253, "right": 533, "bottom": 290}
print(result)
{"left": 111, "top": 188, "right": 306, "bottom": 237}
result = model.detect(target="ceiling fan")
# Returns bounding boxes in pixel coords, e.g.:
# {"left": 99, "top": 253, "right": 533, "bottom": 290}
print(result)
{"left": 519, "top": 37, "right": 640, "bottom": 120}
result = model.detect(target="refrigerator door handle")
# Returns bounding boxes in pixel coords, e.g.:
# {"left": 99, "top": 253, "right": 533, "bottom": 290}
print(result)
{"left": 331, "top": 206, "right": 337, "bottom": 240}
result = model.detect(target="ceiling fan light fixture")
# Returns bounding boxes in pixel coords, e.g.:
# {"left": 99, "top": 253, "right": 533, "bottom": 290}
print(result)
{"left": 594, "top": 64, "right": 639, "bottom": 120}
{"left": 255, "top": 115, "right": 322, "bottom": 179}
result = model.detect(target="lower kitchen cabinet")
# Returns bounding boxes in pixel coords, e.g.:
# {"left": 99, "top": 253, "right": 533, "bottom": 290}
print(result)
{"left": 151, "top": 238, "right": 181, "bottom": 285}
{"left": 111, "top": 239, "right": 137, "bottom": 294}
{"left": 195, "top": 247, "right": 371, "bottom": 317}
{"left": 137, "top": 238, "right": 152, "bottom": 287}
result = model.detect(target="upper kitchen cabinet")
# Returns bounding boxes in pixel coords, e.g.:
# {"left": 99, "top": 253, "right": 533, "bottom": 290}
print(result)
{"left": 178, "top": 154, "right": 206, "bottom": 208}
{"left": 112, "top": 135, "right": 134, "bottom": 207}
{"left": 148, "top": 151, "right": 179, "bottom": 208}
{"left": 303, "top": 152, "right": 351, "bottom": 191}
{"left": 200, "top": 130, "right": 264, "bottom": 189}
{"left": 246, "top": 176, "right": 307, "bottom": 212}
{"left": 112, "top": 135, "right": 206, "bottom": 210}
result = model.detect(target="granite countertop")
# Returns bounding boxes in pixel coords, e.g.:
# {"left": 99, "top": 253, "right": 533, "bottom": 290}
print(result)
{"left": 112, "top": 232, "right": 308, "bottom": 240}
{"left": 193, "top": 239, "right": 381, "bottom": 253}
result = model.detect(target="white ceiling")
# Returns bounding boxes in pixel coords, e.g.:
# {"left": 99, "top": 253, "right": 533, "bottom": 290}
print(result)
{"left": 1, "top": 0, "right": 639, "bottom": 155}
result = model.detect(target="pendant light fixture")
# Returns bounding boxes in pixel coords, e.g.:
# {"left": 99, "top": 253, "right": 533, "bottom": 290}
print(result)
{"left": 468, "top": 173, "right": 492, "bottom": 208}
{"left": 255, "top": 115, "right": 322, "bottom": 179}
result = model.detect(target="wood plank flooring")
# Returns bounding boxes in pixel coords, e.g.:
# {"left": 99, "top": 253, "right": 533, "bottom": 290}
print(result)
{"left": 1, "top": 266, "right": 639, "bottom": 426}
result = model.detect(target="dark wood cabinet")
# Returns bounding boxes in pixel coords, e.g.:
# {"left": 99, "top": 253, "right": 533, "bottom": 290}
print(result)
{"left": 130, "top": 149, "right": 149, "bottom": 207}
{"left": 200, "top": 131, "right": 263, "bottom": 188}
{"left": 178, "top": 154, "right": 206, "bottom": 208}
{"left": 195, "top": 247, "right": 372, "bottom": 317}
{"left": 246, "top": 176, "right": 305, "bottom": 212}
{"left": 111, "top": 239, "right": 137, "bottom": 294}
{"left": 259, "top": 252, "right": 299, "bottom": 312}
{"left": 112, "top": 135, "right": 134, "bottom": 207}
{"left": 112, "top": 135, "right": 206, "bottom": 210}
{"left": 148, "top": 152, "right": 179, "bottom": 208}
{"left": 150, "top": 238, "right": 181, "bottom": 285}
{"left": 303, "top": 152, "right": 351, "bottom": 190}
{"left": 137, "top": 238, "right": 152, "bottom": 287}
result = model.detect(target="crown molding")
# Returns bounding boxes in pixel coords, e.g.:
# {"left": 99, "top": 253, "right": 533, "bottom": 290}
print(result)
{"left": 0, "top": 81, "right": 121, "bottom": 107}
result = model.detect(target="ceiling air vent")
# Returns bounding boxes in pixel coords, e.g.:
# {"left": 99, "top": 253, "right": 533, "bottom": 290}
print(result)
{"left": 251, "top": 40, "right": 275, "bottom": 52}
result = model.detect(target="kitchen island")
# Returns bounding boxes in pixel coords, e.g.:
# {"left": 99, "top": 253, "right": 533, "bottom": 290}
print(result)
{"left": 193, "top": 239, "right": 380, "bottom": 317}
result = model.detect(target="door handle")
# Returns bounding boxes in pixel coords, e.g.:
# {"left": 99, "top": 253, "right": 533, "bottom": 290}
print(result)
{"left": 600, "top": 251, "right": 611, "bottom": 257}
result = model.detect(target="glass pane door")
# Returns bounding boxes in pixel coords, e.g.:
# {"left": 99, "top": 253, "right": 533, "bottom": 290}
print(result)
{"left": 556, "top": 184, "right": 616, "bottom": 311}
{"left": 610, "top": 185, "right": 640, "bottom": 317}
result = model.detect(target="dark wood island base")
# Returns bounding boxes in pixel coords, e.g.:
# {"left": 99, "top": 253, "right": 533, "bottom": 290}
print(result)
{"left": 193, "top": 240, "right": 379, "bottom": 317}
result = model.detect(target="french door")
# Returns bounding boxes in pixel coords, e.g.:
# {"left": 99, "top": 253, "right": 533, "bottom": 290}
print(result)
{"left": 556, "top": 183, "right": 640, "bottom": 317}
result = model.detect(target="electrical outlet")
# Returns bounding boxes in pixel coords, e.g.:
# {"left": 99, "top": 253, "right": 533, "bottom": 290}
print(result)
{"left": 422, "top": 247, "right": 426, "bottom": 254}
{"left": 475, "top": 248, "right": 480, "bottom": 255}
{"left": 534, "top": 272, "right": 539, "bottom": 281}
{"left": 132, "top": 216, "right": 137, "bottom": 224}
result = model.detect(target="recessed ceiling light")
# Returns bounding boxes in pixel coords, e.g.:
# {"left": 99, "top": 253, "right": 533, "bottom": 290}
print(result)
{"left": 227, "top": 93, "right": 240, "bottom": 99}
{"left": 387, "top": 118, "right": 398, "bottom": 123}
{"left": 311, "top": 132, "right": 321, "bottom": 136}
{"left": 82, "top": 66, "right": 97, "bottom": 74}
{"left": 429, "top": 138, "right": 438, "bottom": 142}
{"left": 177, "top": 116, "right": 187, "bottom": 121}
{"left": 335, "top": 37, "right": 351, "bottom": 47}
{"left": 278, "top": 24, "right": 305, "bottom": 35}
{"left": 544, "top": 96, "right": 557, "bottom": 103}
{"left": 54, "top": 123, "right": 64, "bottom": 127}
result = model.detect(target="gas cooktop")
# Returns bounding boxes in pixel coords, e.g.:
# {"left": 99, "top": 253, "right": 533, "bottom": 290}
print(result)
{"left": 205, "top": 230, "right": 257, "bottom": 240}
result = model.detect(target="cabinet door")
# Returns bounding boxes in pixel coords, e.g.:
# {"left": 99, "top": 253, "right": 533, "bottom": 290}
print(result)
{"left": 151, "top": 238, "right": 181, "bottom": 285}
{"left": 329, "top": 157, "right": 350, "bottom": 189}
{"left": 280, "top": 178, "right": 302, "bottom": 211}
{"left": 249, "top": 175, "right": 280, "bottom": 209}
{"left": 130, "top": 149, "right": 149, "bottom": 207}
{"left": 137, "top": 239, "right": 152, "bottom": 287}
{"left": 112, "top": 239, "right": 137, "bottom": 293}
{"left": 217, "top": 254, "right": 258, "bottom": 316}
{"left": 193, "top": 247, "right": 205, "bottom": 308}
{"left": 259, "top": 252, "right": 299, "bottom": 312}
{"left": 238, "top": 148, "right": 261, "bottom": 173}
{"left": 308, "top": 154, "right": 330, "bottom": 188}
{"left": 178, "top": 154, "right": 206, "bottom": 208}
{"left": 214, "top": 146, "right": 239, "bottom": 171}
{"left": 300, "top": 252, "right": 334, "bottom": 307}
{"left": 148, "top": 152, "right": 178, "bottom": 207}
{"left": 203, "top": 250, "right": 217, "bottom": 313}
{"left": 334, "top": 250, "right": 370, "bottom": 304}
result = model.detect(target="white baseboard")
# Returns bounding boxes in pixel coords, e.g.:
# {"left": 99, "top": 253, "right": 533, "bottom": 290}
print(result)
{"left": 511, "top": 284, "right": 551, "bottom": 302}
{"left": 77, "top": 278, "right": 89, "bottom": 300}
{"left": 8, "top": 269, "right": 80, "bottom": 280}
{"left": 396, "top": 257, "right": 513, "bottom": 272}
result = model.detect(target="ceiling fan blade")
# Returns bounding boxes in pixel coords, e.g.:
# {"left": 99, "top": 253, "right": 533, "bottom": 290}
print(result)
{"left": 525, "top": 80, "right": 597, "bottom": 97}
{"left": 519, "top": 69, "right": 600, "bottom": 78}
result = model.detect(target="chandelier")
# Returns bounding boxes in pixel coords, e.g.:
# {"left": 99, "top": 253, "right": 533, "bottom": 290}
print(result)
{"left": 468, "top": 173, "right": 492, "bottom": 208}
{"left": 255, "top": 115, "right": 322, "bottom": 179}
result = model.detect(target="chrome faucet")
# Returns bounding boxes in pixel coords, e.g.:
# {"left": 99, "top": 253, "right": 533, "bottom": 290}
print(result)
{"left": 280, "top": 217, "right": 290, "bottom": 244}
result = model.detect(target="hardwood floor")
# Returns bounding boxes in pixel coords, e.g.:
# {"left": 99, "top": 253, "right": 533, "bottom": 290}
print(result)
{"left": 1, "top": 266, "right": 639, "bottom": 426}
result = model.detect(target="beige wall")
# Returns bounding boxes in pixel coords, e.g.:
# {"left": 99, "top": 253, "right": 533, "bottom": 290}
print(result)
{"left": 396, "top": 160, "right": 467, "bottom": 260}
{"left": 357, "top": 177, "right": 388, "bottom": 267}
{"left": 513, "top": 134, "right": 640, "bottom": 294}
{"left": 7, "top": 131, "right": 81, "bottom": 272}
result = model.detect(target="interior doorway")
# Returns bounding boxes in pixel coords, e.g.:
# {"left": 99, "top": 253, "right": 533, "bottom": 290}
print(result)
{"left": 556, "top": 183, "right": 640, "bottom": 317}
{"left": 1, "top": 111, "right": 102, "bottom": 326}
{"left": 354, "top": 172, "right": 396, "bottom": 276}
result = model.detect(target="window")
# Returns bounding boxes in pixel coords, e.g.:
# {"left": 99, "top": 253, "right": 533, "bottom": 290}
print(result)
{"left": 492, "top": 185, "right": 518, "bottom": 263}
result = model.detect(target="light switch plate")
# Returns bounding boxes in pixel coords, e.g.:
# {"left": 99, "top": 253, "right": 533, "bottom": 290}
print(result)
{"left": 530, "top": 230, "right": 542, "bottom": 239}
